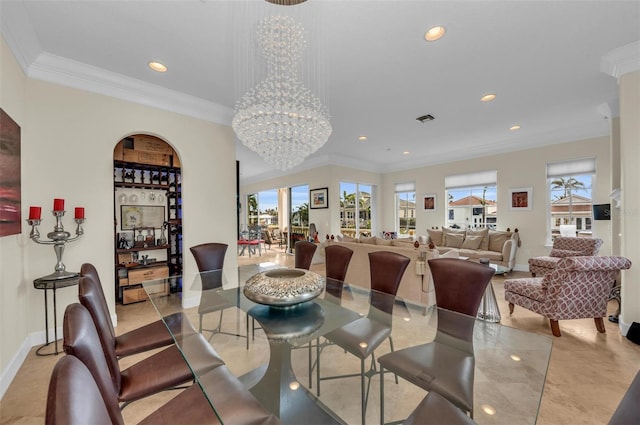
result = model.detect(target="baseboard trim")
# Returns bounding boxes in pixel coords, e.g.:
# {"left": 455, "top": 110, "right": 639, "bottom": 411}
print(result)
{"left": 0, "top": 336, "right": 33, "bottom": 400}
{"left": 618, "top": 314, "right": 631, "bottom": 336}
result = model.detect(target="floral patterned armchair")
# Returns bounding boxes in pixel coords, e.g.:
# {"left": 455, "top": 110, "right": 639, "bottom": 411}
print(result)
{"left": 505, "top": 256, "right": 631, "bottom": 337}
{"left": 528, "top": 236, "right": 603, "bottom": 277}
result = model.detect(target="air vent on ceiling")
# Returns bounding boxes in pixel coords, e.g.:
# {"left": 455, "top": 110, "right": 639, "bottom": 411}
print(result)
{"left": 416, "top": 114, "right": 435, "bottom": 123}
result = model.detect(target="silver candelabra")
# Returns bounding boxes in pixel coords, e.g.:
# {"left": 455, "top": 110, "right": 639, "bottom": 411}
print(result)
{"left": 27, "top": 210, "right": 85, "bottom": 280}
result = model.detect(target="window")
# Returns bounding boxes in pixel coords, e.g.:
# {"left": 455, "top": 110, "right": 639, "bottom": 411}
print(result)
{"left": 289, "top": 184, "right": 309, "bottom": 232}
{"left": 547, "top": 158, "right": 595, "bottom": 241}
{"left": 445, "top": 171, "right": 497, "bottom": 229}
{"left": 395, "top": 182, "right": 416, "bottom": 237}
{"left": 340, "top": 182, "right": 372, "bottom": 238}
{"left": 246, "top": 190, "right": 279, "bottom": 227}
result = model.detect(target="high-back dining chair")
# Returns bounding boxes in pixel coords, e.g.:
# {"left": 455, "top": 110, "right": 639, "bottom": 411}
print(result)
{"left": 79, "top": 263, "right": 193, "bottom": 358}
{"left": 378, "top": 258, "right": 495, "bottom": 423}
{"left": 317, "top": 251, "right": 410, "bottom": 425}
{"left": 294, "top": 240, "right": 317, "bottom": 270}
{"left": 190, "top": 243, "right": 249, "bottom": 347}
{"left": 47, "top": 345, "right": 281, "bottom": 425}
{"left": 46, "top": 355, "right": 120, "bottom": 425}
{"left": 63, "top": 302, "right": 223, "bottom": 414}
{"left": 324, "top": 244, "right": 354, "bottom": 281}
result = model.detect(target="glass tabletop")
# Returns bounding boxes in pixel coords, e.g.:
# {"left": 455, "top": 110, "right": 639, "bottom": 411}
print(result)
{"left": 143, "top": 266, "right": 552, "bottom": 425}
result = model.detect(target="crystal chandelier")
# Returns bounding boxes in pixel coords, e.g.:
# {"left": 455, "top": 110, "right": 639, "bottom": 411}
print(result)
{"left": 232, "top": 15, "right": 332, "bottom": 171}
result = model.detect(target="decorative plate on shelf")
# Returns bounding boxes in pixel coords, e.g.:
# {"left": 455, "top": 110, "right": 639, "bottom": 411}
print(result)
{"left": 243, "top": 268, "right": 325, "bottom": 307}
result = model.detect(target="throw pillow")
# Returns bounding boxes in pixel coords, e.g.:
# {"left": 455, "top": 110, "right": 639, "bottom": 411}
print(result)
{"left": 427, "top": 229, "right": 443, "bottom": 246}
{"left": 550, "top": 248, "right": 582, "bottom": 258}
{"left": 360, "top": 236, "right": 376, "bottom": 245}
{"left": 444, "top": 233, "right": 464, "bottom": 248}
{"left": 442, "top": 227, "right": 465, "bottom": 246}
{"left": 376, "top": 238, "right": 393, "bottom": 246}
{"left": 417, "top": 235, "right": 428, "bottom": 245}
{"left": 488, "top": 230, "right": 511, "bottom": 252}
{"left": 465, "top": 228, "right": 489, "bottom": 250}
{"left": 461, "top": 235, "right": 483, "bottom": 250}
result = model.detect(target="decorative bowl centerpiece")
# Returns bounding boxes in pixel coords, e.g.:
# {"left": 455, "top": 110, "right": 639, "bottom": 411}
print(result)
{"left": 243, "top": 268, "right": 325, "bottom": 307}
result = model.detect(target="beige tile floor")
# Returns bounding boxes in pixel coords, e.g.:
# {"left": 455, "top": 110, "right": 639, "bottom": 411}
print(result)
{"left": 1, "top": 246, "right": 638, "bottom": 424}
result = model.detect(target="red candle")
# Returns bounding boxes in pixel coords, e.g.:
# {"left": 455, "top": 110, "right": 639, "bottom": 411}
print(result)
{"left": 74, "top": 207, "right": 85, "bottom": 219}
{"left": 29, "top": 206, "right": 42, "bottom": 220}
{"left": 53, "top": 198, "right": 65, "bottom": 211}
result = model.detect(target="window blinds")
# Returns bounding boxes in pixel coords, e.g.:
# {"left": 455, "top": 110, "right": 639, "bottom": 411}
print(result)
{"left": 395, "top": 182, "right": 415, "bottom": 192}
{"left": 547, "top": 158, "right": 596, "bottom": 177}
{"left": 444, "top": 170, "right": 497, "bottom": 189}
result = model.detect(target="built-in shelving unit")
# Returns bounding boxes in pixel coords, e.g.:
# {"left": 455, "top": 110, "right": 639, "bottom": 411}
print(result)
{"left": 113, "top": 135, "right": 182, "bottom": 304}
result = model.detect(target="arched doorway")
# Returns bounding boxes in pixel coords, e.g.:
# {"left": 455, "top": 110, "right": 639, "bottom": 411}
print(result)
{"left": 113, "top": 134, "right": 183, "bottom": 304}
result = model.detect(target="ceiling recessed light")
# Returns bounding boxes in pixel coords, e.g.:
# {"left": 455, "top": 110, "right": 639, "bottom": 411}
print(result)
{"left": 510, "top": 125, "right": 521, "bottom": 131}
{"left": 148, "top": 61, "right": 167, "bottom": 73}
{"left": 403, "top": 151, "right": 410, "bottom": 155}
{"left": 425, "top": 26, "right": 446, "bottom": 42}
{"left": 481, "top": 94, "right": 496, "bottom": 102}
{"left": 358, "top": 135, "right": 368, "bottom": 141}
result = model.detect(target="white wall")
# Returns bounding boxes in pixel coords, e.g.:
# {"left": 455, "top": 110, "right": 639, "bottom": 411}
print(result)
{"left": 1, "top": 37, "right": 237, "bottom": 392}
{"left": 0, "top": 37, "right": 29, "bottom": 397}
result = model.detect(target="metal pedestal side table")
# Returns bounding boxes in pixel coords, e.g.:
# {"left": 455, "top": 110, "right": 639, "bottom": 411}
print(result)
{"left": 33, "top": 273, "right": 80, "bottom": 356}
{"left": 476, "top": 263, "right": 509, "bottom": 323}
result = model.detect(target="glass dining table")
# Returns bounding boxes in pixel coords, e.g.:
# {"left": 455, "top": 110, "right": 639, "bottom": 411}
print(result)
{"left": 143, "top": 264, "right": 552, "bottom": 425}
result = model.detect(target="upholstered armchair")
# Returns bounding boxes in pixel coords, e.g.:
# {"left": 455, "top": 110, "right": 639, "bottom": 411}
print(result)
{"left": 505, "top": 256, "right": 631, "bottom": 336}
{"left": 528, "top": 236, "right": 603, "bottom": 277}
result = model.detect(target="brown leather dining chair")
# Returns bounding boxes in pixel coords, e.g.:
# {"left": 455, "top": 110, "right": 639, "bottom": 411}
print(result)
{"left": 46, "top": 348, "right": 281, "bottom": 425}
{"left": 325, "top": 244, "right": 354, "bottom": 282}
{"left": 317, "top": 251, "right": 410, "bottom": 425}
{"left": 294, "top": 240, "right": 317, "bottom": 270}
{"left": 190, "top": 243, "right": 249, "bottom": 347}
{"left": 79, "top": 263, "right": 195, "bottom": 358}
{"left": 307, "top": 244, "right": 355, "bottom": 387}
{"left": 63, "top": 302, "right": 224, "bottom": 414}
{"left": 378, "top": 258, "right": 495, "bottom": 424}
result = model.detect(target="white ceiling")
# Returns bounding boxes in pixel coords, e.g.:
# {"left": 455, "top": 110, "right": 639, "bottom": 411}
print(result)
{"left": 2, "top": 1, "right": 639, "bottom": 185}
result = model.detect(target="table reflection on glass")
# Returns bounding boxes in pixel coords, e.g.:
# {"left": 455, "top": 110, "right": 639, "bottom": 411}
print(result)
{"left": 143, "top": 266, "right": 552, "bottom": 425}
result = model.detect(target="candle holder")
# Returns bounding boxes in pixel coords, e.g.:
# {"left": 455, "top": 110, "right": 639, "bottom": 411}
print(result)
{"left": 27, "top": 210, "right": 85, "bottom": 280}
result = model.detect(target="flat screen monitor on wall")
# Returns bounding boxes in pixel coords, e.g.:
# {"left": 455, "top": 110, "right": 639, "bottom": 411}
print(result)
{"left": 593, "top": 204, "right": 611, "bottom": 220}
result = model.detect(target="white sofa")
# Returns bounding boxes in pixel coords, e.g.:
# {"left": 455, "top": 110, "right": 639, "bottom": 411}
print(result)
{"left": 425, "top": 227, "right": 519, "bottom": 271}
{"left": 328, "top": 237, "right": 448, "bottom": 305}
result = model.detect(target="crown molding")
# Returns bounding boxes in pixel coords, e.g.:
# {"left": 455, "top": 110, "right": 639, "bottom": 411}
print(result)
{"left": 601, "top": 40, "right": 640, "bottom": 80}
{"left": 27, "top": 52, "right": 233, "bottom": 126}
{"left": 0, "top": 1, "right": 42, "bottom": 74}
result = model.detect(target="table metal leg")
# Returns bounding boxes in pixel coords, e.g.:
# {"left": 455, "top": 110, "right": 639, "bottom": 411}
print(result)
{"left": 53, "top": 287, "right": 58, "bottom": 354}
{"left": 477, "top": 281, "right": 501, "bottom": 323}
{"left": 36, "top": 288, "right": 58, "bottom": 356}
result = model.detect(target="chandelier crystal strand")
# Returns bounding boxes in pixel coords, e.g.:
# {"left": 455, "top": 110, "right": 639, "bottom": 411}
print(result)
{"left": 233, "top": 15, "right": 332, "bottom": 171}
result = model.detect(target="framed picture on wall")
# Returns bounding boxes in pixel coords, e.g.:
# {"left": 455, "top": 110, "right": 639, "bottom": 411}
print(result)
{"left": 310, "top": 187, "right": 329, "bottom": 209}
{"left": 509, "top": 187, "right": 532, "bottom": 211}
{"left": 120, "top": 205, "right": 165, "bottom": 229}
{"left": 423, "top": 194, "right": 437, "bottom": 211}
